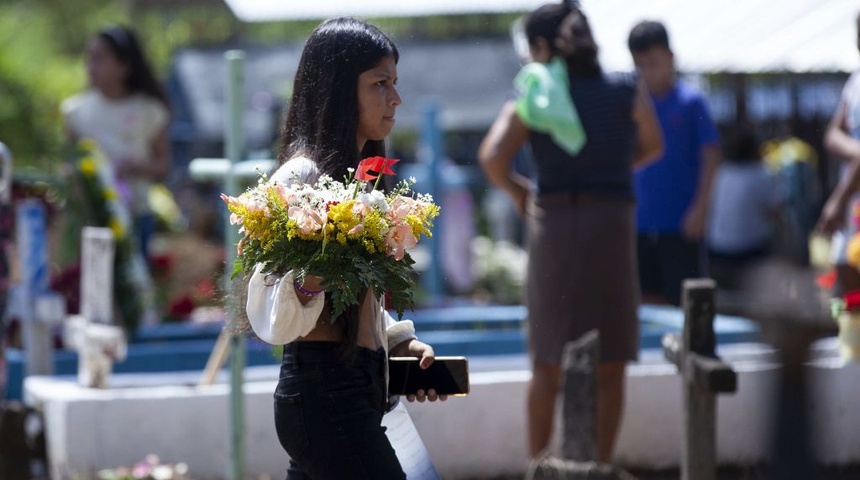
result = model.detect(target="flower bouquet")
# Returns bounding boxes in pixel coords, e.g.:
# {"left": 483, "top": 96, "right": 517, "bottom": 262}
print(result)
{"left": 221, "top": 157, "right": 440, "bottom": 319}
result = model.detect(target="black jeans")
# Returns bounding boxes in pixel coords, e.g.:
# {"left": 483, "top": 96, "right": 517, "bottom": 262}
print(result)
{"left": 275, "top": 341, "right": 405, "bottom": 480}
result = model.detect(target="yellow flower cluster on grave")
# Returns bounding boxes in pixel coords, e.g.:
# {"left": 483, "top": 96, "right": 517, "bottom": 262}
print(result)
{"left": 78, "top": 157, "right": 97, "bottom": 176}
{"left": 67, "top": 137, "right": 144, "bottom": 331}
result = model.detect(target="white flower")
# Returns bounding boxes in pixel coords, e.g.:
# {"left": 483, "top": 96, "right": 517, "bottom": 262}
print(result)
{"left": 357, "top": 190, "right": 390, "bottom": 213}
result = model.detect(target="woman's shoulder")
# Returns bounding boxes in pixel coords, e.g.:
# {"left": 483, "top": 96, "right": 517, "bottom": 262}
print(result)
{"left": 129, "top": 94, "right": 169, "bottom": 122}
{"left": 270, "top": 156, "right": 320, "bottom": 186}
{"left": 61, "top": 89, "right": 99, "bottom": 116}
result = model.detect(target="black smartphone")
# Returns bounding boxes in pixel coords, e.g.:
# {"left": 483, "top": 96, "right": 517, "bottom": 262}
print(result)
{"left": 387, "top": 356, "right": 470, "bottom": 396}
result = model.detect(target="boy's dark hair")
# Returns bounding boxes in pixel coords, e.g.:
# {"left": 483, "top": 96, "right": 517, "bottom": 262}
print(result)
{"left": 627, "top": 20, "right": 671, "bottom": 53}
{"left": 524, "top": 3, "right": 572, "bottom": 54}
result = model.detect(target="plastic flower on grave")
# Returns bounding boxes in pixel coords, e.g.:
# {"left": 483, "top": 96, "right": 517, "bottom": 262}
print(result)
{"left": 109, "top": 218, "right": 125, "bottom": 240}
{"left": 845, "top": 290, "right": 860, "bottom": 313}
{"left": 66, "top": 138, "right": 147, "bottom": 333}
{"left": 78, "top": 157, "right": 97, "bottom": 176}
{"left": 222, "top": 156, "right": 439, "bottom": 319}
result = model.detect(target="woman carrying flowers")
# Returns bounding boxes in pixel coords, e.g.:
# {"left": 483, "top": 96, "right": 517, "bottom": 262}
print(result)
{"left": 241, "top": 18, "right": 443, "bottom": 480}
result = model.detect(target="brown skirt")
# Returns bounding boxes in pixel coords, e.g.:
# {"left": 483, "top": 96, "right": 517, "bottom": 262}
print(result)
{"left": 525, "top": 193, "right": 640, "bottom": 364}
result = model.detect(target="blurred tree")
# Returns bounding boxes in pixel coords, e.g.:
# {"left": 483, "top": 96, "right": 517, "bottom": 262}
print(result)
{"left": 0, "top": 0, "right": 517, "bottom": 171}
{"left": 0, "top": 0, "right": 240, "bottom": 170}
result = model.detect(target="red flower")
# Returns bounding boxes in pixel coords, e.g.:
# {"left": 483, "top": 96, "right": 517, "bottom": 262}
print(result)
{"left": 168, "top": 295, "right": 195, "bottom": 319}
{"left": 817, "top": 270, "right": 837, "bottom": 290}
{"left": 194, "top": 278, "right": 217, "bottom": 301}
{"left": 148, "top": 254, "right": 173, "bottom": 278}
{"left": 356, "top": 156, "right": 399, "bottom": 182}
{"left": 845, "top": 290, "right": 860, "bottom": 311}
{"left": 355, "top": 162, "right": 378, "bottom": 181}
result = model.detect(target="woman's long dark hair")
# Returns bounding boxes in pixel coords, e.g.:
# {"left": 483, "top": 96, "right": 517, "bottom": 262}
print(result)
{"left": 98, "top": 25, "right": 169, "bottom": 107}
{"left": 524, "top": 3, "right": 571, "bottom": 57}
{"left": 278, "top": 17, "right": 399, "bottom": 357}
{"left": 280, "top": 17, "right": 399, "bottom": 179}
{"left": 556, "top": 7, "right": 601, "bottom": 77}
{"left": 524, "top": 2, "right": 601, "bottom": 77}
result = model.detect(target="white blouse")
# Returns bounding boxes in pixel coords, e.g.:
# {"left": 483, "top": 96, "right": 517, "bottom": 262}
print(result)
{"left": 244, "top": 157, "right": 417, "bottom": 350}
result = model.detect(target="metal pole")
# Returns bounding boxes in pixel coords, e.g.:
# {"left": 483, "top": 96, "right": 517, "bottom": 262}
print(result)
{"left": 420, "top": 101, "right": 444, "bottom": 301}
{"left": 225, "top": 49, "right": 246, "bottom": 480}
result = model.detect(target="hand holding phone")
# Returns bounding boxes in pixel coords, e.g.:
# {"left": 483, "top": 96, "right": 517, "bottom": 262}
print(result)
{"left": 388, "top": 356, "right": 470, "bottom": 397}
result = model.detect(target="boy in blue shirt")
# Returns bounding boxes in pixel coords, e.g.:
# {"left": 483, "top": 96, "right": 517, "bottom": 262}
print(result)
{"left": 628, "top": 21, "right": 721, "bottom": 305}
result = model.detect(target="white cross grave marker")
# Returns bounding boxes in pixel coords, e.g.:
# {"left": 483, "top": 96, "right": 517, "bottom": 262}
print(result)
{"left": 63, "top": 227, "right": 127, "bottom": 388}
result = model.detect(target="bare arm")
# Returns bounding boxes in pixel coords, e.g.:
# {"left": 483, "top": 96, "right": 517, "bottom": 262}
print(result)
{"left": 682, "top": 144, "right": 721, "bottom": 240}
{"left": 824, "top": 101, "right": 860, "bottom": 159}
{"left": 817, "top": 100, "right": 860, "bottom": 235}
{"left": 148, "top": 124, "right": 171, "bottom": 180}
{"left": 817, "top": 158, "right": 860, "bottom": 235}
{"left": 631, "top": 79, "right": 663, "bottom": 169}
{"left": 477, "top": 101, "right": 532, "bottom": 216}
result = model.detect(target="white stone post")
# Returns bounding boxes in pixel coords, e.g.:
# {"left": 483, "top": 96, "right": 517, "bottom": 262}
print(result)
{"left": 80, "top": 227, "right": 115, "bottom": 324}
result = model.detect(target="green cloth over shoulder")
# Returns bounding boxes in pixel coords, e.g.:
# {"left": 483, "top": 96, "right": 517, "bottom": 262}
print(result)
{"left": 514, "top": 57, "right": 587, "bottom": 156}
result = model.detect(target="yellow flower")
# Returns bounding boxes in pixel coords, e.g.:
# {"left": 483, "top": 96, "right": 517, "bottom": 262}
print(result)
{"left": 104, "top": 188, "right": 118, "bottom": 201}
{"left": 848, "top": 234, "right": 860, "bottom": 270}
{"left": 109, "top": 218, "right": 126, "bottom": 240}
{"left": 79, "top": 157, "right": 97, "bottom": 176}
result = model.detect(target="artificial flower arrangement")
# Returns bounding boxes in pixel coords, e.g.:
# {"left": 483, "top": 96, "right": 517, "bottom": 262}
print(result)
{"left": 832, "top": 290, "right": 860, "bottom": 362}
{"left": 813, "top": 204, "right": 860, "bottom": 362}
{"left": 221, "top": 156, "right": 440, "bottom": 319}
{"left": 67, "top": 138, "right": 151, "bottom": 332}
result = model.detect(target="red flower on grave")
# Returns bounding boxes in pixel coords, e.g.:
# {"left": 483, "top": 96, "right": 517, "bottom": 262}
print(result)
{"left": 168, "top": 295, "right": 195, "bottom": 319}
{"left": 148, "top": 253, "right": 173, "bottom": 279}
{"left": 845, "top": 290, "right": 860, "bottom": 312}
{"left": 817, "top": 269, "right": 837, "bottom": 290}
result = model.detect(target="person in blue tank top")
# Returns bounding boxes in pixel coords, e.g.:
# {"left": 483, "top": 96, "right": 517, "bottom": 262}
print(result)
{"left": 628, "top": 21, "right": 722, "bottom": 305}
